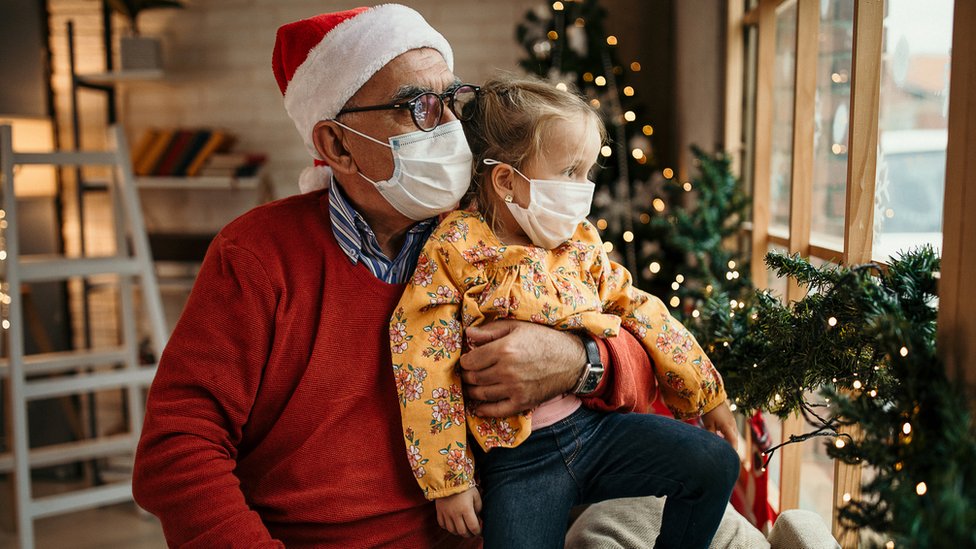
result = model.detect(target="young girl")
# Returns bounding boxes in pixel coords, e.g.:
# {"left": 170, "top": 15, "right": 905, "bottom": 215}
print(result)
{"left": 390, "top": 76, "right": 739, "bottom": 548}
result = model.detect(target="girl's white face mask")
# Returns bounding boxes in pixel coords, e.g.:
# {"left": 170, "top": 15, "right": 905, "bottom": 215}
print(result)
{"left": 484, "top": 159, "right": 595, "bottom": 249}
{"left": 333, "top": 120, "right": 473, "bottom": 220}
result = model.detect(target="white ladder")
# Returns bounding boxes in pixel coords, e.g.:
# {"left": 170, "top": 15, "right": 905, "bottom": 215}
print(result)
{"left": 0, "top": 124, "right": 168, "bottom": 548}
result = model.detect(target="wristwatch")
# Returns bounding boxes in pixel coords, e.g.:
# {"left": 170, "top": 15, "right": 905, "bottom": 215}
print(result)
{"left": 572, "top": 333, "right": 605, "bottom": 395}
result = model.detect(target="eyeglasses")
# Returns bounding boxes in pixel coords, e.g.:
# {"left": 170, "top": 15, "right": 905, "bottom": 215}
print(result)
{"left": 336, "top": 84, "right": 480, "bottom": 132}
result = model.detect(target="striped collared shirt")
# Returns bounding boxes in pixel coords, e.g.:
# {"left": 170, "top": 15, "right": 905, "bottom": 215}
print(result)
{"left": 328, "top": 181, "right": 437, "bottom": 284}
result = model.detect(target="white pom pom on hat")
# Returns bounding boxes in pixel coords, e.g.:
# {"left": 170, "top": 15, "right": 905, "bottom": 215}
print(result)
{"left": 272, "top": 4, "right": 454, "bottom": 193}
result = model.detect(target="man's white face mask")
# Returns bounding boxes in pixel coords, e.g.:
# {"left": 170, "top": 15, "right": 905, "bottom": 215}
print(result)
{"left": 484, "top": 159, "right": 595, "bottom": 249}
{"left": 332, "top": 120, "right": 473, "bottom": 220}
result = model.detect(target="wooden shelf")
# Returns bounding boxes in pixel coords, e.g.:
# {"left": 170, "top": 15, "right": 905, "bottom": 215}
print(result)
{"left": 134, "top": 176, "right": 261, "bottom": 190}
{"left": 76, "top": 69, "right": 164, "bottom": 86}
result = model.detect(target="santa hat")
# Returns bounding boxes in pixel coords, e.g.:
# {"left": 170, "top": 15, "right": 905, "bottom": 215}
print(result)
{"left": 272, "top": 5, "right": 454, "bottom": 192}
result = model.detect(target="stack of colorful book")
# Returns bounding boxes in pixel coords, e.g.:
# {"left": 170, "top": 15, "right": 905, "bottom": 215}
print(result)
{"left": 130, "top": 128, "right": 267, "bottom": 178}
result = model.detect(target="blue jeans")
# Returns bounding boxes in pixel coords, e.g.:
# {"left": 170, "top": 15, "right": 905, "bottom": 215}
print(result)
{"left": 473, "top": 406, "right": 740, "bottom": 549}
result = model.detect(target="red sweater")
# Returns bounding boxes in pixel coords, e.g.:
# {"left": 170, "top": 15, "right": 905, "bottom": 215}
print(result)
{"left": 133, "top": 191, "right": 655, "bottom": 548}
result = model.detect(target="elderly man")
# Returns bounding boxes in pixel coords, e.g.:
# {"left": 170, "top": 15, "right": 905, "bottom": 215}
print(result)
{"left": 133, "top": 5, "right": 736, "bottom": 548}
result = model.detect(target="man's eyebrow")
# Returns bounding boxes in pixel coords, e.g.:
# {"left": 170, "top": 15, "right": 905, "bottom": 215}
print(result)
{"left": 391, "top": 78, "right": 464, "bottom": 102}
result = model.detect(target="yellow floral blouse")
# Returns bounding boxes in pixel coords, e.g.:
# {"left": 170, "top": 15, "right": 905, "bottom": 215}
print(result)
{"left": 390, "top": 210, "right": 726, "bottom": 500}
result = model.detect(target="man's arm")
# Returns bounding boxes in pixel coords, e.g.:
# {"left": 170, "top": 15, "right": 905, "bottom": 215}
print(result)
{"left": 133, "top": 235, "right": 283, "bottom": 548}
{"left": 459, "top": 321, "right": 655, "bottom": 417}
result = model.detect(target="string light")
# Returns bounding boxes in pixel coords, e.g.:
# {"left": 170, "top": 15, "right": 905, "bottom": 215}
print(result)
{"left": 900, "top": 346, "right": 909, "bottom": 357}
{"left": 630, "top": 61, "right": 641, "bottom": 71}
{"left": 869, "top": 389, "right": 877, "bottom": 397}
{"left": 842, "top": 492, "right": 852, "bottom": 503}
{"left": 583, "top": 72, "right": 594, "bottom": 82}
{"left": 835, "top": 438, "right": 846, "bottom": 449}
{"left": 642, "top": 125, "right": 654, "bottom": 136}
{"left": 600, "top": 145, "right": 612, "bottom": 157}
{"left": 692, "top": 309, "right": 700, "bottom": 318}
{"left": 596, "top": 218, "right": 608, "bottom": 230}
{"left": 2, "top": 320, "right": 9, "bottom": 330}
{"left": 595, "top": 76, "right": 607, "bottom": 86}
{"left": 555, "top": 82, "right": 568, "bottom": 91}
{"left": 590, "top": 99, "right": 601, "bottom": 108}
{"left": 705, "top": 284, "right": 713, "bottom": 294}
{"left": 622, "top": 231, "right": 634, "bottom": 242}
{"left": 828, "top": 316, "right": 838, "bottom": 327}
{"left": 902, "top": 422, "right": 912, "bottom": 435}
{"left": 916, "top": 482, "right": 927, "bottom": 496}
{"left": 632, "top": 148, "right": 644, "bottom": 160}
{"left": 662, "top": 168, "right": 674, "bottom": 179}
{"left": 886, "top": 542, "right": 895, "bottom": 549}
{"left": 623, "top": 111, "right": 636, "bottom": 122}
{"left": 729, "top": 403, "right": 737, "bottom": 412}
{"left": 675, "top": 274, "right": 684, "bottom": 283}
{"left": 669, "top": 296, "right": 680, "bottom": 308}
{"left": 853, "top": 380, "right": 863, "bottom": 390}
{"left": 547, "top": 30, "right": 559, "bottom": 40}
{"left": 648, "top": 261, "right": 661, "bottom": 274}
{"left": 682, "top": 182, "right": 692, "bottom": 192}
{"left": 652, "top": 198, "right": 665, "bottom": 212}
{"left": 639, "top": 213, "right": 650, "bottom": 224}
{"left": 672, "top": 282, "right": 680, "bottom": 291}
{"left": 603, "top": 241, "right": 614, "bottom": 253}
{"left": 606, "top": 35, "right": 618, "bottom": 45}
{"left": 552, "top": 1, "right": 564, "bottom": 10}
{"left": 623, "top": 86, "right": 635, "bottom": 96}
{"left": 574, "top": 17, "right": 585, "bottom": 27}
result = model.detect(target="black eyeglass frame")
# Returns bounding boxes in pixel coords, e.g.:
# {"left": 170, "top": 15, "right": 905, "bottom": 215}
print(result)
{"left": 336, "top": 84, "right": 481, "bottom": 132}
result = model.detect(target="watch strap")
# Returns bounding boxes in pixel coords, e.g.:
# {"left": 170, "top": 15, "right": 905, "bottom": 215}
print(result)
{"left": 572, "top": 333, "right": 605, "bottom": 395}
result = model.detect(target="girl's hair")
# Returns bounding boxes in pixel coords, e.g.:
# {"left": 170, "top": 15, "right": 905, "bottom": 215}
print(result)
{"left": 461, "top": 74, "right": 606, "bottom": 228}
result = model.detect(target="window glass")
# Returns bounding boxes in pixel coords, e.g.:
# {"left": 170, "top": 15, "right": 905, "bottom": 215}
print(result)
{"left": 873, "top": 0, "right": 953, "bottom": 263}
{"left": 810, "top": 0, "right": 854, "bottom": 252}
{"left": 769, "top": 1, "right": 797, "bottom": 234}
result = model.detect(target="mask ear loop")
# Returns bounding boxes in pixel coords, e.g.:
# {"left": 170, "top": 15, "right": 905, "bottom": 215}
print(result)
{"left": 483, "top": 158, "right": 531, "bottom": 183}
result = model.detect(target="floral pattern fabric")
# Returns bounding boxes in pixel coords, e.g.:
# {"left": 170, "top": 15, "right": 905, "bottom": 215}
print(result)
{"left": 391, "top": 210, "right": 726, "bottom": 500}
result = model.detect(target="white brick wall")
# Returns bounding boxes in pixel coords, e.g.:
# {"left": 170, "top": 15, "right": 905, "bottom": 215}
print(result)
{"left": 77, "top": 0, "right": 538, "bottom": 197}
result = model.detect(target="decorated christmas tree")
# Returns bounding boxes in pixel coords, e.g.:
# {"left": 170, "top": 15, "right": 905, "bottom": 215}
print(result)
{"left": 693, "top": 247, "right": 976, "bottom": 545}
{"left": 516, "top": 0, "right": 655, "bottom": 285}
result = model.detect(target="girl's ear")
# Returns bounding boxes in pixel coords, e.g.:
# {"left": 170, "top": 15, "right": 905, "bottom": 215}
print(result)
{"left": 312, "top": 120, "right": 357, "bottom": 175}
{"left": 489, "top": 164, "right": 517, "bottom": 203}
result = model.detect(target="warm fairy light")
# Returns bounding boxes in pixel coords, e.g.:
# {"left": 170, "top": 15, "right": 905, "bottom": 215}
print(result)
{"left": 0, "top": 250, "right": 6, "bottom": 261}
{"left": 672, "top": 282, "right": 680, "bottom": 291}
{"left": 726, "top": 272, "right": 734, "bottom": 280}
{"left": 596, "top": 218, "right": 608, "bottom": 230}
{"left": 705, "top": 284, "right": 713, "bottom": 294}
{"left": 575, "top": 18, "right": 585, "bottom": 27}
{"left": 555, "top": 82, "right": 568, "bottom": 91}
{"left": 606, "top": 35, "right": 618, "bottom": 45}
{"left": 662, "top": 168, "right": 674, "bottom": 179}
{"left": 652, "top": 198, "right": 665, "bottom": 212}
{"left": 669, "top": 296, "right": 680, "bottom": 308}
{"left": 835, "top": 438, "right": 846, "bottom": 448}
{"left": 885, "top": 208, "right": 895, "bottom": 219}
{"left": 548, "top": 30, "right": 559, "bottom": 40}
{"left": 642, "top": 125, "right": 654, "bottom": 135}
{"left": 682, "top": 182, "right": 692, "bottom": 192}
{"left": 636, "top": 156, "right": 647, "bottom": 165}
{"left": 553, "top": 1, "right": 564, "bottom": 10}
{"left": 729, "top": 403, "right": 737, "bottom": 411}
{"left": 600, "top": 145, "right": 613, "bottom": 157}
{"left": 828, "top": 316, "right": 838, "bottom": 326}
{"left": 753, "top": 363, "right": 758, "bottom": 368}
{"left": 623, "top": 231, "right": 634, "bottom": 242}
{"left": 723, "top": 341, "right": 730, "bottom": 347}
{"left": 590, "top": 99, "right": 601, "bottom": 108}
{"left": 886, "top": 542, "right": 895, "bottom": 549}
{"left": 630, "top": 61, "right": 641, "bottom": 71}
{"left": 692, "top": 309, "right": 700, "bottom": 318}
{"left": 774, "top": 393, "right": 782, "bottom": 403}
{"left": 583, "top": 72, "right": 594, "bottom": 82}
{"left": 2, "top": 320, "right": 10, "bottom": 330}
{"left": 916, "top": 482, "right": 927, "bottom": 496}
{"left": 623, "top": 86, "right": 635, "bottom": 96}
{"left": 832, "top": 143, "right": 848, "bottom": 155}
{"left": 632, "top": 148, "right": 645, "bottom": 160}
{"left": 900, "top": 346, "right": 909, "bottom": 357}
{"left": 853, "top": 380, "right": 863, "bottom": 390}
{"left": 624, "top": 111, "right": 636, "bottom": 122}
{"left": 649, "top": 261, "right": 661, "bottom": 274}
{"left": 675, "top": 274, "right": 684, "bottom": 283}
{"left": 603, "top": 241, "right": 614, "bottom": 253}
{"left": 730, "top": 299, "right": 738, "bottom": 308}
{"left": 903, "top": 422, "right": 912, "bottom": 435}
{"left": 595, "top": 76, "right": 607, "bottom": 86}
{"left": 732, "top": 271, "right": 740, "bottom": 279}
{"left": 869, "top": 389, "right": 877, "bottom": 397}
{"left": 639, "top": 213, "right": 651, "bottom": 224}
{"left": 842, "top": 492, "right": 852, "bottom": 503}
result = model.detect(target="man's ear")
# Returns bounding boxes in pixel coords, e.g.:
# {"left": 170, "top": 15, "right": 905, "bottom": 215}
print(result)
{"left": 312, "top": 120, "right": 357, "bottom": 175}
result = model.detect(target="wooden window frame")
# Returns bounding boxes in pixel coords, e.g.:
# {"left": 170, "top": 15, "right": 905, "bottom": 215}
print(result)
{"left": 728, "top": 0, "right": 973, "bottom": 545}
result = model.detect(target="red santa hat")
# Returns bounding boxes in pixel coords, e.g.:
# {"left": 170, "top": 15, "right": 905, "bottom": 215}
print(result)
{"left": 272, "top": 5, "right": 454, "bottom": 192}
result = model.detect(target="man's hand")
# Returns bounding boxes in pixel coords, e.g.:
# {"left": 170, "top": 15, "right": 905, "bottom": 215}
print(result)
{"left": 702, "top": 401, "right": 739, "bottom": 452}
{"left": 436, "top": 487, "right": 483, "bottom": 538}
{"left": 459, "top": 320, "right": 585, "bottom": 417}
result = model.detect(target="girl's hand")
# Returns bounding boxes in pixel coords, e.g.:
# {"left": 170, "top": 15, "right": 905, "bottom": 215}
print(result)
{"left": 702, "top": 401, "right": 739, "bottom": 451}
{"left": 435, "top": 487, "right": 483, "bottom": 538}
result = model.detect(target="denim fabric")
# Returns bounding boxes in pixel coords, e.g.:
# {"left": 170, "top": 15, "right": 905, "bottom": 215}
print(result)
{"left": 474, "top": 406, "right": 740, "bottom": 549}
